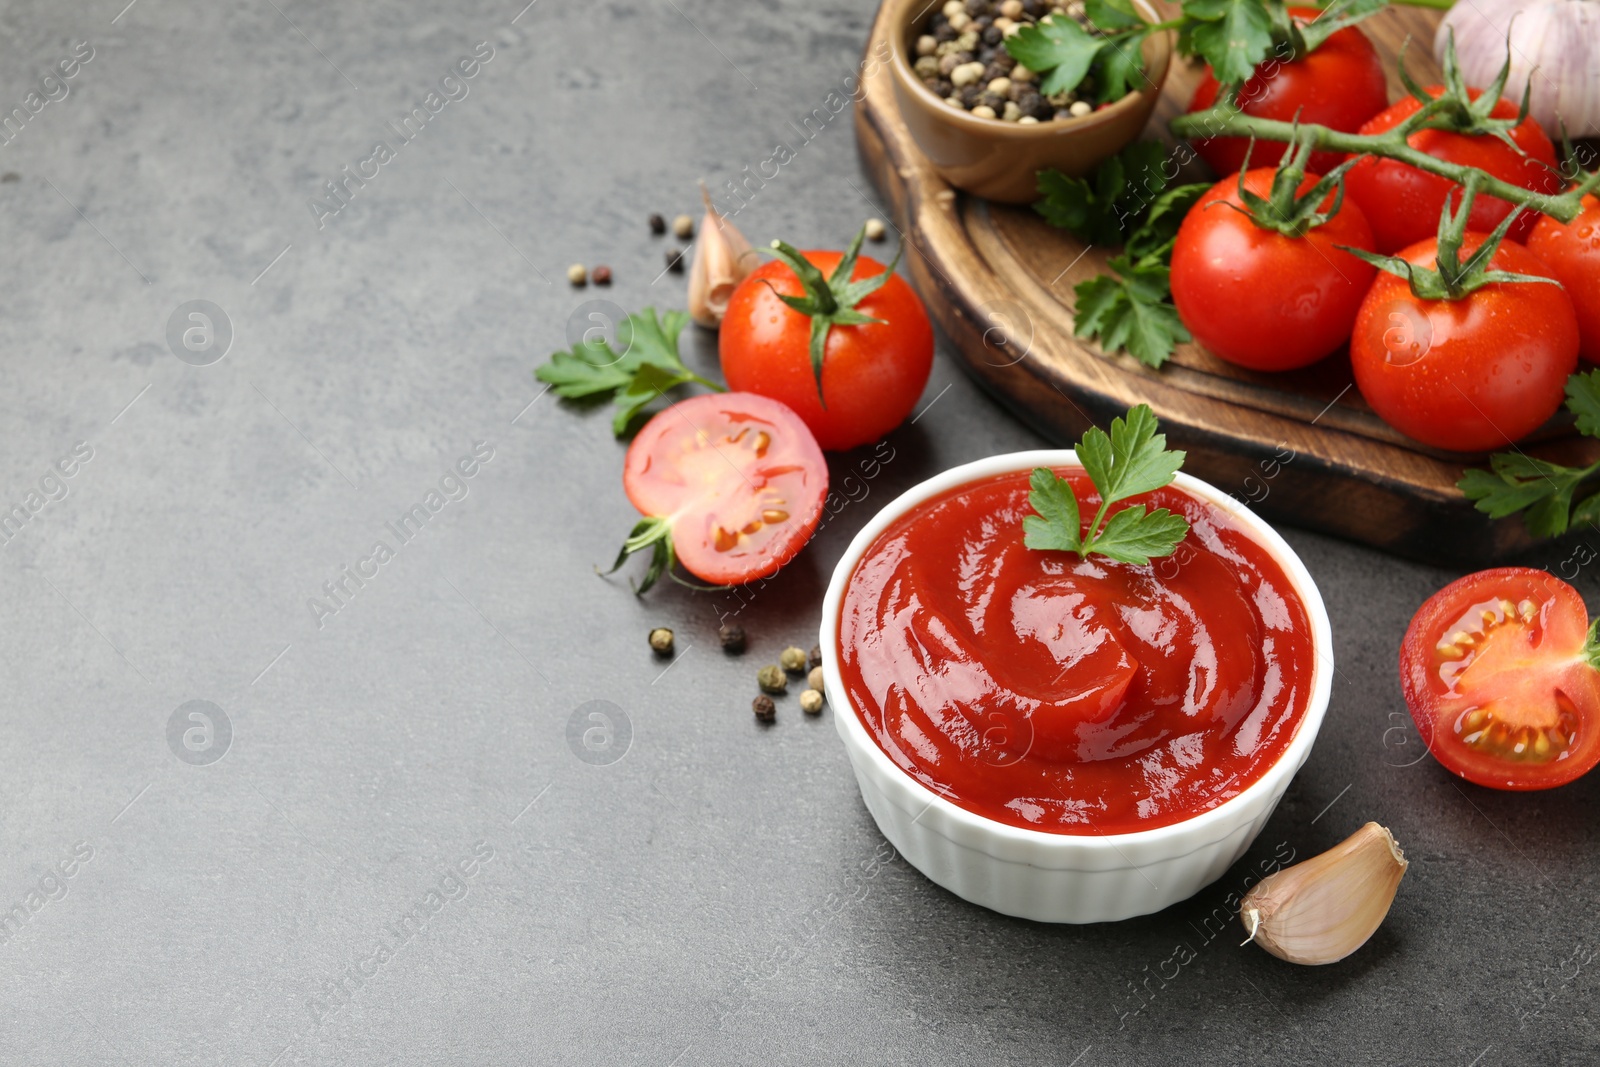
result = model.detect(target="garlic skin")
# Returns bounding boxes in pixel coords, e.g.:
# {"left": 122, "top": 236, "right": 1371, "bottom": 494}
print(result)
{"left": 1436, "top": 0, "right": 1600, "bottom": 139}
{"left": 687, "top": 185, "right": 757, "bottom": 328}
{"left": 1240, "top": 822, "right": 1408, "bottom": 966}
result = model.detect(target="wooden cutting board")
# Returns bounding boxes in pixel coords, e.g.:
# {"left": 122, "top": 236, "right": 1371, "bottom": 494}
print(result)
{"left": 855, "top": 1, "right": 1596, "bottom": 565}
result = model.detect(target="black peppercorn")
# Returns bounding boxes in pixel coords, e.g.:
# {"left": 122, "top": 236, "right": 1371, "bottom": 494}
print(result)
{"left": 932, "top": 77, "right": 954, "bottom": 97}
{"left": 1021, "top": 0, "right": 1043, "bottom": 16}
{"left": 648, "top": 212, "right": 666, "bottom": 235}
{"left": 752, "top": 695, "right": 776, "bottom": 723}
{"left": 808, "top": 645, "right": 823, "bottom": 670}
{"left": 983, "top": 61, "right": 1008, "bottom": 82}
{"left": 978, "top": 91, "right": 1005, "bottom": 112}
{"left": 934, "top": 21, "right": 958, "bottom": 41}
{"left": 665, "top": 248, "right": 685, "bottom": 273}
{"left": 964, "top": 0, "right": 984, "bottom": 15}
{"left": 981, "top": 24, "right": 1002, "bottom": 45}
{"left": 719, "top": 624, "right": 747, "bottom": 654}
{"left": 959, "top": 84, "right": 982, "bottom": 108}
{"left": 593, "top": 265, "right": 613, "bottom": 285}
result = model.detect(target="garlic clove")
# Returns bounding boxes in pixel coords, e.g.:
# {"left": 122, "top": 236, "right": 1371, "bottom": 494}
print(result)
{"left": 1240, "top": 821, "right": 1407, "bottom": 966}
{"left": 687, "top": 183, "right": 758, "bottom": 328}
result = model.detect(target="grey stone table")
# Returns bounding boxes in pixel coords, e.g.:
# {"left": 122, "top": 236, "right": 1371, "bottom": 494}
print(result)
{"left": 0, "top": 1, "right": 1595, "bottom": 1064}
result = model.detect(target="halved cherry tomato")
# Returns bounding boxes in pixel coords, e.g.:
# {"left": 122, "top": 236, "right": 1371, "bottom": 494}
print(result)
{"left": 1528, "top": 193, "right": 1600, "bottom": 364}
{"left": 622, "top": 392, "right": 827, "bottom": 586}
{"left": 1346, "top": 87, "right": 1563, "bottom": 253}
{"left": 1186, "top": 9, "right": 1389, "bottom": 178}
{"left": 1400, "top": 567, "right": 1600, "bottom": 790}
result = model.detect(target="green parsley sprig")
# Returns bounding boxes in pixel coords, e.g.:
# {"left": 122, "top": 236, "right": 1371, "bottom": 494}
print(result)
{"left": 1034, "top": 141, "right": 1209, "bottom": 368}
{"left": 1179, "top": 0, "right": 1388, "bottom": 87}
{"left": 1023, "top": 404, "right": 1191, "bottom": 564}
{"left": 535, "top": 307, "right": 723, "bottom": 435}
{"left": 1460, "top": 370, "right": 1600, "bottom": 538}
{"left": 1005, "top": 0, "right": 1165, "bottom": 104}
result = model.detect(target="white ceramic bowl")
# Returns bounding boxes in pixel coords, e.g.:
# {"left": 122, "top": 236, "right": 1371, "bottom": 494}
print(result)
{"left": 819, "top": 450, "right": 1334, "bottom": 923}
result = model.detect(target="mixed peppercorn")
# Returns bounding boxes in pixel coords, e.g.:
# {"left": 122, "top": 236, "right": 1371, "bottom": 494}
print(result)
{"left": 915, "top": 0, "right": 1099, "bottom": 122}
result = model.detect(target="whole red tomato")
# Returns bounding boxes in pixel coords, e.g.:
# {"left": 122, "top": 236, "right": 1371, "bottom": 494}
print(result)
{"left": 721, "top": 248, "right": 933, "bottom": 451}
{"left": 1528, "top": 193, "right": 1600, "bottom": 363}
{"left": 1187, "top": 9, "right": 1389, "bottom": 177}
{"left": 1401, "top": 568, "right": 1600, "bottom": 790}
{"left": 1346, "top": 88, "right": 1563, "bottom": 253}
{"left": 1350, "top": 233, "right": 1578, "bottom": 451}
{"left": 1170, "top": 169, "right": 1376, "bottom": 371}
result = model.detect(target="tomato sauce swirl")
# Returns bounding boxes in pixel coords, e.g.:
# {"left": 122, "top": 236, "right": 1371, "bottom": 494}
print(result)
{"left": 837, "top": 469, "right": 1316, "bottom": 834}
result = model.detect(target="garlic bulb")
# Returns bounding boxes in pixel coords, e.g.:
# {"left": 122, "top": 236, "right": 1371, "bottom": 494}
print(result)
{"left": 1436, "top": 0, "right": 1600, "bottom": 138}
{"left": 687, "top": 184, "right": 757, "bottom": 328}
{"left": 1240, "top": 822, "right": 1408, "bottom": 966}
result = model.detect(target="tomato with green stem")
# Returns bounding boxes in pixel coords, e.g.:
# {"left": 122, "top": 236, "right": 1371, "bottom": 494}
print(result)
{"left": 1345, "top": 86, "right": 1563, "bottom": 254}
{"left": 1170, "top": 146, "right": 1376, "bottom": 372}
{"left": 1528, "top": 193, "right": 1600, "bottom": 365}
{"left": 1186, "top": 7, "right": 1389, "bottom": 179}
{"left": 606, "top": 392, "right": 827, "bottom": 593}
{"left": 1346, "top": 184, "right": 1579, "bottom": 452}
{"left": 1401, "top": 567, "right": 1600, "bottom": 790}
{"left": 720, "top": 227, "right": 933, "bottom": 452}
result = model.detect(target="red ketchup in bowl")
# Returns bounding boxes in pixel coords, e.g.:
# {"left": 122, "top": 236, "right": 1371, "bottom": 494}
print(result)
{"left": 837, "top": 468, "right": 1316, "bottom": 835}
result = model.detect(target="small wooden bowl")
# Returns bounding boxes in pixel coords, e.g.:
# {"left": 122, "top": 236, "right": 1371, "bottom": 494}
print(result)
{"left": 886, "top": 0, "right": 1172, "bottom": 203}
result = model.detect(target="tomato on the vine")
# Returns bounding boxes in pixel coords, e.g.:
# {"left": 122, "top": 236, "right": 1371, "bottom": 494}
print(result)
{"left": 1528, "top": 193, "right": 1600, "bottom": 364}
{"left": 1346, "top": 87, "right": 1563, "bottom": 253}
{"left": 1401, "top": 567, "right": 1600, "bottom": 790}
{"left": 613, "top": 392, "right": 827, "bottom": 591}
{"left": 1187, "top": 8, "right": 1389, "bottom": 178}
{"left": 1170, "top": 168, "right": 1376, "bottom": 371}
{"left": 720, "top": 234, "right": 933, "bottom": 452}
{"left": 1350, "top": 233, "right": 1578, "bottom": 452}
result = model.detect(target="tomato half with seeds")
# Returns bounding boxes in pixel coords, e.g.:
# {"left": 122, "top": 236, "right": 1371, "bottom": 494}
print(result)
{"left": 1400, "top": 568, "right": 1600, "bottom": 790}
{"left": 620, "top": 392, "right": 827, "bottom": 588}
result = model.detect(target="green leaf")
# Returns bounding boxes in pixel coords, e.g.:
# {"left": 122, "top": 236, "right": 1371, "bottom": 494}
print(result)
{"left": 1006, "top": 16, "right": 1104, "bottom": 97}
{"left": 1127, "top": 183, "right": 1210, "bottom": 259}
{"left": 1299, "top": 0, "right": 1388, "bottom": 53}
{"left": 1072, "top": 255, "right": 1189, "bottom": 368}
{"left": 1034, "top": 141, "right": 1172, "bottom": 248}
{"left": 1086, "top": 0, "right": 1144, "bottom": 30}
{"left": 1022, "top": 467, "right": 1084, "bottom": 552}
{"left": 1020, "top": 406, "right": 1190, "bottom": 564}
{"left": 1458, "top": 368, "right": 1600, "bottom": 539}
{"left": 613, "top": 361, "right": 696, "bottom": 435}
{"left": 1086, "top": 504, "right": 1191, "bottom": 564}
{"left": 1034, "top": 168, "right": 1124, "bottom": 248}
{"left": 1183, "top": 0, "right": 1276, "bottom": 85}
{"left": 1567, "top": 369, "right": 1600, "bottom": 437}
{"left": 535, "top": 331, "right": 640, "bottom": 400}
{"left": 1571, "top": 491, "right": 1600, "bottom": 532}
{"left": 536, "top": 308, "right": 718, "bottom": 437}
{"left": 1458, "top": 453, "right": 1596, "bottom": 538}
{"left": 1101, "top": 403, "right": 1188, "bottom": 502}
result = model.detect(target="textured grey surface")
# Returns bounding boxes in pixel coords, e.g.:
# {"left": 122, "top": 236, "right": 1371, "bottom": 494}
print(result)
{"left": 0, "top": 1, "right": 1596, "bottom": 1064}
